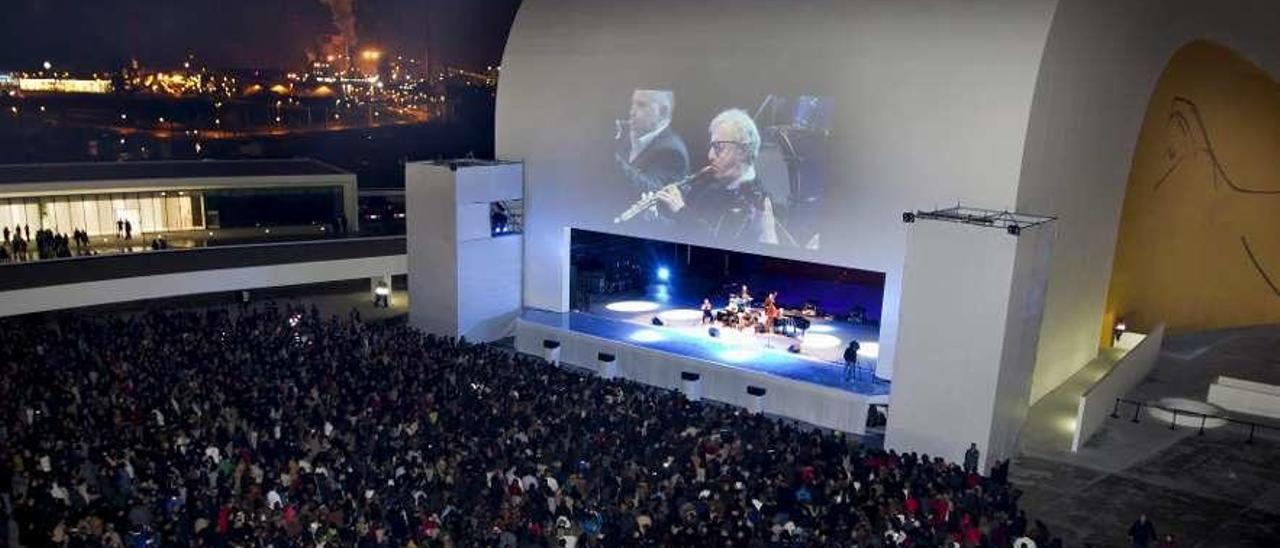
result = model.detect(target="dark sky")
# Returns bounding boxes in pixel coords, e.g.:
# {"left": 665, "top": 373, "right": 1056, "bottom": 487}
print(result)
{"left": 0, "top": 0, "right": 522, "bottom": 72}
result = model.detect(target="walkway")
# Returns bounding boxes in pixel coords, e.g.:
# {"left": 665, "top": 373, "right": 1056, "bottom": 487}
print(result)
{"left": 1012, "top": 326, "right": 1280, "bottom": 546}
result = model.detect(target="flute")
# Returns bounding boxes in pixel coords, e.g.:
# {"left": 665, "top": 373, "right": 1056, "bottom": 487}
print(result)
{"left": 613, "top": 166, "right": 713, "bottom": 224}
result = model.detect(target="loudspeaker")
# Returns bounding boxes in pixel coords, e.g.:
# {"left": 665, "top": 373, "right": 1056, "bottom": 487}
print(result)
{"left": 541, "top": 340, "right": 561, "bottom": 349}
{"left": 708, "top": 327, "right": 720, "bottom": 338}
{"left": 787, "top": 344, "right": 801, "bottom": 354}
{"left": 652, "top": 316, "right": 664, "bottom": 326}
{"left": 597, "top": 352, "right": 616, "bottom": 362}
{"left": 902, "top": 211, "right": 916, "bottom": 223}
{"left": 681, "top": 372, "right": 701, "bottom": 382}
{"left": 746, "top": 386, "right": 767, "bottom": 397}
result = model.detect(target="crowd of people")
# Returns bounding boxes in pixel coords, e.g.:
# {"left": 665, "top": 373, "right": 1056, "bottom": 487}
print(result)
{"left": 1, "top": 225, "right": 99, "bottom": 263}
{"left": 1, "top": 303, "right": 1059, "bottom": 547}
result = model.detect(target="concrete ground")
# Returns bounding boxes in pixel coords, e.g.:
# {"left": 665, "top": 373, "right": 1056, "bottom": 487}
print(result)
{"left": 1014, "top": 326, "right": 1280, "bottom": 547}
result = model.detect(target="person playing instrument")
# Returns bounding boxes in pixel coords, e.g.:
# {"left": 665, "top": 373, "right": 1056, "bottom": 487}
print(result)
{"left": 739, "top": 284, "right": 752, "bottom": 305}
{"left": 615, "top": 90, "right": 689, "bottom": 222}
{"left": 652, "top": 108, "right": 782, "bottom": 245}
{"left": 700, "top": 298, "right": 714, "bottom": 325}
{"left": 764, "top": 291, "right": 780, "bottom": 332}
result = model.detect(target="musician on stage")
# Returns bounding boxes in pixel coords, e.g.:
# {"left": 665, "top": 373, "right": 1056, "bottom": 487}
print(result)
{"left": 763, "top": 291, "right": 780, "bottom": 332}
{"left": 739, "top": 284, "right": 752, "bottom": 305}
{"left": 615, "top": 90, "right": 690, "bottom": 222}
{"left": 701, "top": 298, "right": 714, "bottom": 325}
{"left": 652, "top": 108, "right": 783, "bottom": 245}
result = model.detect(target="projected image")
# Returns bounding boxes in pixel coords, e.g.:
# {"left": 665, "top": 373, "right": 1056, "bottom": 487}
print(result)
{"left": 612, "top": 90, "right": 831, "bottom": 250}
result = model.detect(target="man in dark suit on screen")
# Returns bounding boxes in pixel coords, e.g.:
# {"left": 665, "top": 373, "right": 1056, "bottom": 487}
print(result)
{"left": 615, "top": 89, "right": 689, "bottom": 222}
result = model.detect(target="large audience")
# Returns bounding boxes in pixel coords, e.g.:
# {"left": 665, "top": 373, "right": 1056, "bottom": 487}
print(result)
{"left": 0, "top": 304, "right": 1055, "bottom": 547}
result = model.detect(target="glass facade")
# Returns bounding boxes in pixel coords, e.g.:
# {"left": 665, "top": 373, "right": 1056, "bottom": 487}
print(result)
{"left": 202, "top": 187, "right": 342, "bottom": 229}
{"left": 0, "top": 191, "right": 203, "bottom": 237}
{"left": 0, "top": 186, "right": 345, "bottom": 237}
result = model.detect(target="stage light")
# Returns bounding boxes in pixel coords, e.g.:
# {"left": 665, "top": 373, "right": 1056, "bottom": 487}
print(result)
{"left": 856, "top": 342, "right": 880, "bottom": 359}
{"left": 719, "top": 348, "right": 761, "bottom": 363}
{"left": 801, "top": 333, "right": 842, "bottom": 349}
{"left": 654, "top": 283, "right": 670, "bottom": 303}
{"left": 605, "top": 300, "right": 660, "bottom": 313}
{"left": 657, "top": 309, "right": 703, "bottom": 323}
{"left": 630, "top": 329, "right": 666, "bottom": 343}
{"left": 807, "top": 324, "right": 837, "bottom": 334}
{"left": 708, "top": 327, "right": 720, "bottom": 338}
{"left": 656, "top": 266, "right": 670, "bottom": 282}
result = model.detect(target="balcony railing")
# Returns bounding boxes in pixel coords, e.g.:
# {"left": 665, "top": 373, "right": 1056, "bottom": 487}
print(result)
{"left": 0, "top": 235, "right": 405, "bottom": 291}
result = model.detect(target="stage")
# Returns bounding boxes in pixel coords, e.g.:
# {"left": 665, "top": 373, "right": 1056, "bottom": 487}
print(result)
{"left": 515, "top": 306, "right": 889, "bottom": 434}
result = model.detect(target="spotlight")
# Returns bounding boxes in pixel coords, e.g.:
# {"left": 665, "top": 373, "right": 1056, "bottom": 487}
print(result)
{"left": 708, "top": 327, "right": 720, "bottom": 338}
{"left": 605, "top": 300, "right": 660, "bottom": 313}
{"left": 630, "top": 329, "right": 665, "bottom": 343}
{"left": 902, "top": 212, "right": 916, "bottom": 223}
{"left": 651, "top": 316, "right": 664, "bottom": 326}
{"left": 787, "top": 344, "right": 801, "bottom": 354}
{"left": 1007, "top": 225, "right": 1021, "bottom": 236}
{"left": 656, "top": 266, "right": 670, "bottom": 282}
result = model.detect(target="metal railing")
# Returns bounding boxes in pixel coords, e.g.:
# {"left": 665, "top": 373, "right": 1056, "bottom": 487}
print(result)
{"left": 0, "top": 235, "right": 405, "bottom": 292}
{"left": 1111, "top": 397, "right": 1280, "bottom": 443}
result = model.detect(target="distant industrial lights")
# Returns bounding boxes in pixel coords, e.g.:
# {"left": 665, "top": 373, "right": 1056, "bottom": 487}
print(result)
{"left": 656, "top": 266, "right": 670, "bottom": 282}
{"left": 605, "top": 300, "right": 660, "bottom": 313}
{"left": 42, "top": 61, "right": 52, "bottom": 70}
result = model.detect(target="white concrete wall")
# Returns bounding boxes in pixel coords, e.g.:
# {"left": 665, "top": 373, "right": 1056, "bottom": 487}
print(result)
{"left": 1019, "top": 0, "right": 1280, "bottom": 404}
{"left": 458, "top": 235, "right": 522, "bottom": 341}
{"left": 407, "top": 162, "right": 460, "bottom": 337}
{"left": 1070, "top": 325, "right": 1164, "bottom": 451}
{"left": 886, "top": 220, "right": 1018, "bottom": 467}
{"left": 456, "top": 163, "right": 524, "bottom": 341}
{"left": 987, "top": 222, "right": 1055, "bottom": 467}
{"left": 516, "top": 318, "right": 877, "bottom": 433}
{"left": 1208, "top": 376, "right": 1280, "bottom": 419}
{"left": 407, "top": 161, "right": 524, "bottom": 342}
{"left": 497, "top": 0, "right": 1059, "bottom": 380}
{"left": 0, "top": 255, "right": 406, "bottom": 318}
{"left": 499, "top": 0, "right": 1280, "bottom": 413}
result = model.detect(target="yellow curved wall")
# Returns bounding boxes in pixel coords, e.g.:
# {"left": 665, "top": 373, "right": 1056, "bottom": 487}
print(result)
{"left": 1107, "top": 41, "right": 1280, "bottom": 338}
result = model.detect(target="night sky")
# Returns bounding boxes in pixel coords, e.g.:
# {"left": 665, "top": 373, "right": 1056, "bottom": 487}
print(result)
{"left": 0, "top": 0, "right": 522, "bottom": 72}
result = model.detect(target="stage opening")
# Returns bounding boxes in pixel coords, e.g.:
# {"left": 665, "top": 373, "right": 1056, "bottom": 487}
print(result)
{"left": 569, "top": 229, "right": 887, "bottom": 390}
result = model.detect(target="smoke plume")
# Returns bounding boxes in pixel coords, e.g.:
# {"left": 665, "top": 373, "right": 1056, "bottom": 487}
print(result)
{"left": 318, "top": 0, "right": 358, "bottom": 49}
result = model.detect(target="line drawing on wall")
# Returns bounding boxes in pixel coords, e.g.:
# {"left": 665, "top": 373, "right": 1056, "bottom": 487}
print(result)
{"left": 1154, "top": 95, "right": 1280, "bottom": 297}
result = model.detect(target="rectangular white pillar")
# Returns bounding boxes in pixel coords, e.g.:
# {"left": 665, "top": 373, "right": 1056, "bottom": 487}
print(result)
{"left": 407, "top": 160, "right": 524, "bottom": 342}
{"left": 886, "top": 215, "right": 1052, "bottom": 471}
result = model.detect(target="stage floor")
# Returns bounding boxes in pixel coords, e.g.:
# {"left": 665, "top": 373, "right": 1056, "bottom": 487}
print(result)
{"left": 521, "top": 307, "right": 890, "bottom": 396}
